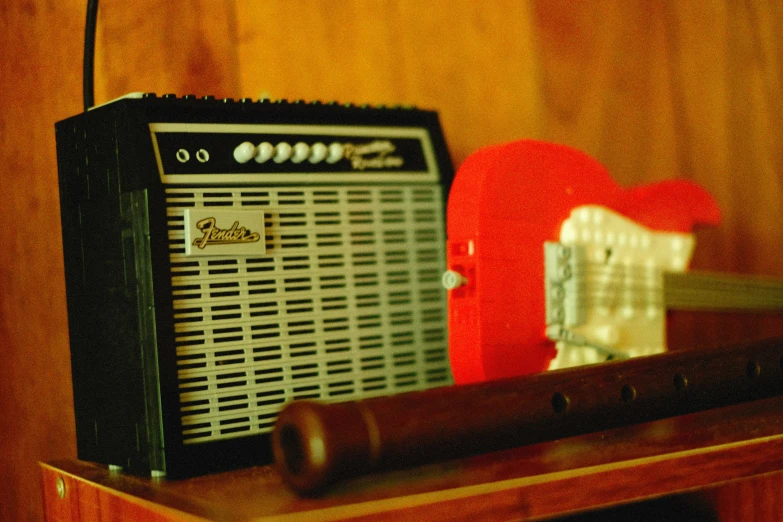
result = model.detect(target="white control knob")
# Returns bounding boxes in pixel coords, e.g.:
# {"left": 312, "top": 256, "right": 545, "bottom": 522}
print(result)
{"left": 291, "top": 142, "right": 310, "bottom": 164}
{"left": 309, "top": 142, "right": 328, "bottom": 163}
{"left": 441, "top": 270, "right": 467, "bottom": 290}
{"left": 233, "top": 142, "right": 256, "bottom": 163}
{"left": 274, "top": 142, "right": 293, "bottom": 163}
{"left": 254, "top": 142, "right": 275, "bottom": 163}
{"left": 326, "top": 142, "right": 345, "bottom": 164}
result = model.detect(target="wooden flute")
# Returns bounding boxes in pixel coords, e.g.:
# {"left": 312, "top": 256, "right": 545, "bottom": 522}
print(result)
{"left": 272, "top": 337, "right": 783, "bottom": 495}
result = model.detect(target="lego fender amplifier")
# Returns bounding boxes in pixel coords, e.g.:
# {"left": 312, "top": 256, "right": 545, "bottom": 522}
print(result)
{"left": 55, "top": 93, "right": 454, "bottom": 478}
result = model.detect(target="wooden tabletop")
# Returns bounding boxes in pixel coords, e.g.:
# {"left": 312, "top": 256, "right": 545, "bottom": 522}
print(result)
{"left": 41, "top": 395, "right": 783, "bottom": 521}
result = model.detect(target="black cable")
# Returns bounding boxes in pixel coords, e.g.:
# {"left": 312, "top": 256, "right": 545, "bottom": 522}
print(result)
{"left": 83, "top": 0, "right": 99, "bottom": 111}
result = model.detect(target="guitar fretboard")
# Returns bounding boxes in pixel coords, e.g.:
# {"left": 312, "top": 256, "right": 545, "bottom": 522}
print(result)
{"left": 664, "top": 271, "right": 783, "bottom": 312}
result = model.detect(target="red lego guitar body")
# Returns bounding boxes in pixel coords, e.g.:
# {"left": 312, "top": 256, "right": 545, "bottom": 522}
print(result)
{"left": 446, "top": 140, "right": 721, "bottom": 384}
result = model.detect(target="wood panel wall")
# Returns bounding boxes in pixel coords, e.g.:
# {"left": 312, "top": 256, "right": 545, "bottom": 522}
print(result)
{"left": 1, "top": 1, "right": 781, "bottom": 520}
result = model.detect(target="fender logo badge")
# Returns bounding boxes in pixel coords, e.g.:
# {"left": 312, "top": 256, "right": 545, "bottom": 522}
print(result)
{"left": 193, "top": 217, "right": 261, "bottom": 249}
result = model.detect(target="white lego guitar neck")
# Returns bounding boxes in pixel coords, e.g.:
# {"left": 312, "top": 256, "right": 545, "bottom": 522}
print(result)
{"left": 545, "top": 205, "right": 783, "bottom": 370}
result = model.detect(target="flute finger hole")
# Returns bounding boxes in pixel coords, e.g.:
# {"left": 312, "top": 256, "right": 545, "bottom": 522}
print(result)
{"left": 551, "top": 392, "right": 569, "bottom": 414}
{"left": 746, "top": 360, "right": 761, "bottom": 380}
{"left": 674, "top": 373, "right": 688, "bottom": 392}
{"left": 621, "top": 384, "right": 637, "bottom": 403}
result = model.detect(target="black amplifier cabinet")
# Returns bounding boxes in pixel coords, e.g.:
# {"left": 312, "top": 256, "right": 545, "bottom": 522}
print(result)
{"left": 55, "top": 93, "right": 454, "bottom": 478}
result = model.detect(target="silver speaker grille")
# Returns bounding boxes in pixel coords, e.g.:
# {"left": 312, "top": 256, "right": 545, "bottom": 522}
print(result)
{"left": 165, "top": 186, "right": 451, "bottom": 443}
